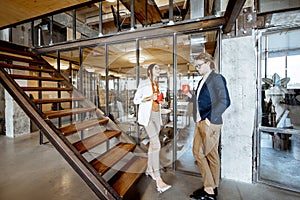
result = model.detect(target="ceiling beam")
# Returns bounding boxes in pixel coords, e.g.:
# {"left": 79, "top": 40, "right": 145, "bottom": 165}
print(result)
{"left": 222, "top": 0, "right": 246, "bottom": 34}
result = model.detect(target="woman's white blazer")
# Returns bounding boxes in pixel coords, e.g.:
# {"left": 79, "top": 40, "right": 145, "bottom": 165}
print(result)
{"left": 133, "top": 78, "right": 163, "bottom": 126}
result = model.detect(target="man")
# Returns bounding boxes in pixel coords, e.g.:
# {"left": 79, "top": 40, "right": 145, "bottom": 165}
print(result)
{"left": 183, "top": 52, "right": 230, "bottom": 200}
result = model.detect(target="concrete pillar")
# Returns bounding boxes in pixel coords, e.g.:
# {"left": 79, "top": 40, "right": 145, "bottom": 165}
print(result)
{"left": 5, "top": 91, "right": 15, "bottom": 138}
{"left": 0, "top": 29, "right": 9, "bottom": 135}
{"left": 0, "top": 86, "right": 5, "bottom": 134}
{"left": 4, "top": 65, "right": 30, "bottom": 138}
{"left": 5, "top": 93, "right": 30, "bottom": 138}
{"left": 220, "top": 33, "right": 256, "bottom": 183}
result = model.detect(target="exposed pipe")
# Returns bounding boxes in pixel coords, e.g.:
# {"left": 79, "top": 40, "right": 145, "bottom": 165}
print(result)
{"left": 172, "top": 32, "right": 177, "bottom": 170}
{"left": 49, "top": 16, "right": 53, "bottom": 45}
{"left": 130, "top": 0, "right": 135, "bottom": 30}
{"left": 168, "top": 0, "right": 174, "bottom": 25}
{"left": 98, "top": 0, "right": 103, "bottom": 36}
{"left": 37, "top": 26, "right": 42, "bottom": 46}
{"left": 72, "top": 9, "right": 76, "bottom": 40}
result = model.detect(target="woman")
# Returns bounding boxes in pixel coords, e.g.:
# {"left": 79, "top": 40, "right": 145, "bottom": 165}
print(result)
{"left": 133, "top": 64, "right": 171, "bottom": 193}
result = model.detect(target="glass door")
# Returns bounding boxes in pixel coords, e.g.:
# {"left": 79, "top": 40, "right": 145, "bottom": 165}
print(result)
{"left": 257, "top": 28, "right": 300, "bottom": 192}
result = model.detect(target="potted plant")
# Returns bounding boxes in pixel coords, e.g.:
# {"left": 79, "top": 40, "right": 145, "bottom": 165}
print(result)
{"left": 261, "top": 73, "right": 290, "bottom": 126}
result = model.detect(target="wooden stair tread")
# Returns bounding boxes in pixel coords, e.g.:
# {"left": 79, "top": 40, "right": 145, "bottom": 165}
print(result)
{"left": 109, "top": 156, "right": 147, "bottom": 197}
{"left": 0, "top": 53, "right": 46, "bottom": 65}
{"left": 44, "top": 107, "right": 96, "bottom": 119}
{"left": 21, "top": 87, "right": 73, "bottom": 91}
{"left": 0, "top": 63, "right": 55, "bottom": 73}
{"left": 73, "top": 130, "right": 122, "bottom": 153}
{"left": 10, "top": 74, "right": 64, "bottom": 81}
{"left": 90, "top": 143, "right": 136, "bottom": 175}
{"left": 32, "top": 97, "right": 85, "bottom": 104}
{"left": 1, "top": 42, "right": 146, "bottom": 199}
{"left": 1, "top": 41, "right": 150, "bottom": 199}
{"left": 0, "top": 44, "right": 37, "bottom": 57}
{"left": 59, "top": 118, "right": 110, "bottom": 136}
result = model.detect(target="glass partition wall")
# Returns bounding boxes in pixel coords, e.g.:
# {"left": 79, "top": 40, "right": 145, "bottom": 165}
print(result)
{"left": 107, "top": 41, "right": 137, "bottom": 139}
{"left": 257, "top": 28, "right": 300, "bottom": 192}
{"left": 44, "top": 29, "right": 220, "bottom": 173}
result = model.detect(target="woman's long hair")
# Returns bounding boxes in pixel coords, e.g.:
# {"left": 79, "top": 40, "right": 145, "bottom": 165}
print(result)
{"left": 147, "top": 63, "right": 156, "bottom": 81}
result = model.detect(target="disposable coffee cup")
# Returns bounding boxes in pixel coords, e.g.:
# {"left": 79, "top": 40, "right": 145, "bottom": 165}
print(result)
{"left": 182, "top": 84, "right": 190, "bottom": 94}
{"left": 158, "top": 93, "right": 163, "bottom": 101}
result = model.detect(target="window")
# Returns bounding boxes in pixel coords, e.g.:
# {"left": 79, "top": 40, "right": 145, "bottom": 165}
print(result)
{"left": 258, "top": 0, "right": 300, "bottom": 13}
{"left": 258, "top": 28, "right": 300, "bottom": 192}
{"left": 287, "top": 55, "right": 300, "bottom": 89}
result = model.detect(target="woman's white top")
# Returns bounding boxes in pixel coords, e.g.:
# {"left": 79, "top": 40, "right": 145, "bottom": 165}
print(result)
{"left": 133, "top": 78, "right": 163, "bottom": 126}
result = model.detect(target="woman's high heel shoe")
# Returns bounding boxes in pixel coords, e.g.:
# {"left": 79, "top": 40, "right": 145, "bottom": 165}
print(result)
{"left": 157, "top": 184, "right": 171, "bottom": 193}
{"left": 156, "top": 177, "right": 171, "bottom": 193}
{"left": 145, "top": 171, "right": 156, "bottom": 180}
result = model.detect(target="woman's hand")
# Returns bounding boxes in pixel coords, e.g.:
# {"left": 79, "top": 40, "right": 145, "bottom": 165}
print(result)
{"left": 142, "top": 94, "right": 159, "bottom": 102}
{"left": 152, "top": 93, "right": 158, "bottom": 101}
{"left": 182, "top": 84, "right": 190, "bottom": 94}
{"left": 142, "top": 95, "right": 153, "bottom": 102}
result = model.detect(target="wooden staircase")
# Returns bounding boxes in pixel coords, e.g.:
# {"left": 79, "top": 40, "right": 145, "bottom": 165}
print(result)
{"left": 0, "top": 40, "right": 147, "bottom": 200}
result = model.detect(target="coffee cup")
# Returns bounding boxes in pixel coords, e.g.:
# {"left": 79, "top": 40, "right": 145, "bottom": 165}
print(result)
{"left": 158, "top": 93, "right": 163, "bottom": 101}
{"left": 182, "top": 84, "right": 190, "bottom": 94}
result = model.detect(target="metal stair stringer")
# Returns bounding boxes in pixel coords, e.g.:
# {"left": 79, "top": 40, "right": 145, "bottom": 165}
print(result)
{"left": 0, "top": 66, "right": 121, "bottom": 200}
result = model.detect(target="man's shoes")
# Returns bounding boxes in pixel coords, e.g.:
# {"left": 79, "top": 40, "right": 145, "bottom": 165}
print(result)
{"left": 192, "top": 187, "right": 205, "bottom": 196}
{"left": 192, "top": 187, "right": 218, "bottom": 196}
{"left": 214, "top": 188, "right": 218, "bottom": 196}
{"left": 190, "top": 193, "right": 216, "bottom": 200}
{"left": 190, "top": 189, "right": 217, "bottom": 200}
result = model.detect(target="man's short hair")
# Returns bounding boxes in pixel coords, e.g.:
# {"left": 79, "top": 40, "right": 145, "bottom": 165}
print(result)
{"left": 195, "top": 52, "right": 215, "bottom": 70}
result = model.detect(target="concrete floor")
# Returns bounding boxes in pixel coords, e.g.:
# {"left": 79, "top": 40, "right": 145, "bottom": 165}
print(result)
{"left": 1, "top": 133, "right": 300, "bottom": 200}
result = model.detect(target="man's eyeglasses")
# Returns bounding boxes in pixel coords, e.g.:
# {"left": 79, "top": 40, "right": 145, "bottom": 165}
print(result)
{"left": 194, "top": 62, "right": 206, "bottom": 69}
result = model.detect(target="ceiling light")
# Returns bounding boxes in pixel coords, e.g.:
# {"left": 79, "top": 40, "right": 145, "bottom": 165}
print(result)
{"left": 41, "top": 24, "right": 48, "bottom": 31}
{"left": 128, "top": 56, "right": 145, "bottom": 63}
{"left": 191, "top": 36, "right": 207, "bottom": 44}
{"left": 59, "top": 64, "right": 69, "bottom": 70}
{"left": 85, "top": 68, "right": 95, "bottom": 73}
{"left": 106, "top": 0, "right": 116, "bottom": 2}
